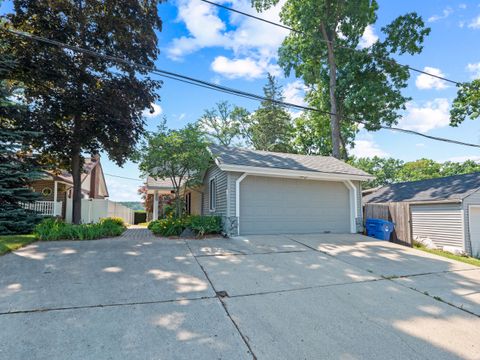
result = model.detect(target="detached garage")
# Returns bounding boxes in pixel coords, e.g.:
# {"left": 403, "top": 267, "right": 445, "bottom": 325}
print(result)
{"left": 363, "top": 173, "right": 480, "bottom": 258}
{"left": 199, "top": 145, "right": 374, "bottom": 236}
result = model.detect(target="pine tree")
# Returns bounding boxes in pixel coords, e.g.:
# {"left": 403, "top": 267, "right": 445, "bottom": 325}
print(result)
{"left": 0, "top": 74, "right": 43, "bottom": 234}
{"left": 244, "top": 74, "right": 294, "bottom": 152}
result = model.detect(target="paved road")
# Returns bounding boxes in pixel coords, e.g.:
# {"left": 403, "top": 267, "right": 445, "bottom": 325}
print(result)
{"left": 0, "top": 229, "right": 479, "bottom": 359}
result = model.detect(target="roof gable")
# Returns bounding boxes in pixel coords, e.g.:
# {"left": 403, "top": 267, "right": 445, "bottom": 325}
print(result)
{"left": 363, "top": 172, "right": 480, "bottom": 203}
{"left": 209, "top": 144, "right": 372, "bottom": 179}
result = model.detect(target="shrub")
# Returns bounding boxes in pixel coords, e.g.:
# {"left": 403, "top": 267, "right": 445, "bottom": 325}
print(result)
{"left": 149, "top": 217, "right": 185, "bottom": 237}
{"left": 186, "top": 215, "right": 222, "bottom": 236}
{"left": 100, "top": 217, "right": 126, "bottom": 228}
{"left": 147, "top": 220, "right": 161, "bottom": 230}
{"left": 34, "top": 217, "right": 126, "bottom": 241}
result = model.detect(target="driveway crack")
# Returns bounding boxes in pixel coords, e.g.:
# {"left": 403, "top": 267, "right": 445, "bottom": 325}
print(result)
{"left": 184, "top": 240, "right": 257, "bottom": 360}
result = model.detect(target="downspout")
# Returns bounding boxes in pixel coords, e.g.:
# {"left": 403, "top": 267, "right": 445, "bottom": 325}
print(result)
{"left": 235, "top": 173, "right": 248, "bottom": 235}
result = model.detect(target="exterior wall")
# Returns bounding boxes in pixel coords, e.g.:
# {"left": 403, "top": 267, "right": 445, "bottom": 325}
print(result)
{"left": 462, "top": 189, "right": 480, "bottom": 256}
{"left": 31, "top": 179, "right": 68, "bottom": 218}
{"left": 411, "top": 203, "right": 465, "bottom": 251}
{"left": 201, "top": 164, "right": 230, "bottom": 233}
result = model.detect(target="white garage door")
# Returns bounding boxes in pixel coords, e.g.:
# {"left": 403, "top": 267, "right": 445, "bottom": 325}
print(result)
{"left": 468, "top": 206, "right": 480, "bottom": 258}
{"left": 239, "top": 176, "right": 351, "bottom": 235}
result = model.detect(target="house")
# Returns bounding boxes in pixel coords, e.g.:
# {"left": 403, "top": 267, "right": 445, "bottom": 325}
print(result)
{"left": 29, "top": 156, "right": 109, "bottom": 219}
{"left": 147, "top": 145, "right": 374, "bottom": 236}
{"left": 363, "top": 172, "right": 480, "bottom": 257}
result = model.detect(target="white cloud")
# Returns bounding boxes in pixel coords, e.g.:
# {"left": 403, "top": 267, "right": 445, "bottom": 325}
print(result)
{"left": 398, "top": 98, "right": 450, "bottom": 133}
{"left": 416, "top": 143, "right": 426, "bottom": 148}
{"left": 428, "top": 7, "right": 453, "bottom": 22}
{"left": 350, "top": 137, "right": 388, "bottom": 158}
{"left": 459, "top": 3, "right": 467, "bottom": 9}
{"left": 283, "top": 80, "right": 307, "bottom": 107}
{"left": 211, "top": 56, "right": 281, "bottom": 80}
{"left": 468, "top": 15, "right": 480, "bottom": 28}
{"left": 466, "top": 62, "right": 480, "bottom": 79}
{"left": 415, "top": 67, "right": 449, "bottom": 90}
{"left": 143, "top": 103, "right": 162, "bottom": 118}
{"left": 283, "top": 80, "right": 308, "bottom": 119}
{"left": 358, "top": 25, "right": 378, "bottom": 49}
{"left": 168, "top": 0, "right": 288, "bottom": 79}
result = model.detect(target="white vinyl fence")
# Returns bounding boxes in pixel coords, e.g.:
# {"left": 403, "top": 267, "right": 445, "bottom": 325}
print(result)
{"left": 66, "top": 198, "right": 134, "bottom": 225}
{"left": 22, "top": 201, "right": 62, "bottom": 216}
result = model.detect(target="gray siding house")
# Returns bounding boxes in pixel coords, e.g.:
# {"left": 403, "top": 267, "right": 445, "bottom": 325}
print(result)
{"left": 188, "top": 145, "right": 373, "bottom": 236}
{"left": 363, "top": 173, "right": 480, "bottom": 258}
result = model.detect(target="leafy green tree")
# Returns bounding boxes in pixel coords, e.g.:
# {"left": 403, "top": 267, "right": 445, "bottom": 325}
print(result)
{"left": 349, "top": 157, "right": 404, "bottom": 189}
{"left": 2, "top": 0, "right": 163, "bottom": 223}
{"left": 198, "top": 101, "right": 248, "bottom": 146}
{"left": 397, "top": 159, "right": 442, "bottom": 182}
{"left": 0, "top": 60, "right": 43, "bottom": 234}
{"left": 293, "top": 90, "right": 357, "bottom": 156}
{"left": 450, "top": 80, "right": 480, "bottom": 126}
{"left": 441, "top": 160, "right": 480, "bottom": 177}
{"left": 242, "top": 74, "right": 293, "bottom": 152}
{"left": 138, "top": 122, "right": 211, "bottom": 217}
{"left": 252, "top": 0, "right": 430, "bottom": 159}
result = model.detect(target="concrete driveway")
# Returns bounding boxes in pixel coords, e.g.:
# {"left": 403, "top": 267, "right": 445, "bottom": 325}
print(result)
{"left": 1, "top": 230, "right": 479, "bottom": 359}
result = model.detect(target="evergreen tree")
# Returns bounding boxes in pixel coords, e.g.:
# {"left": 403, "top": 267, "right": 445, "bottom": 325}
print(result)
{"left": 243, "top": 74, "right": 293, "bottom": 152}
{"left": 0, "top": 70, "right": 43, "bottom": 234}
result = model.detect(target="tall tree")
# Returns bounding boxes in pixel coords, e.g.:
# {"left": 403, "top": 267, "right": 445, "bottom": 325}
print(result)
{"left": 2, "top": 0, "right": 163, "bottom": 223}
{"left": 243, "top": 74, "right": 293, "bottom": 152}
{"left": 138, "top": 122, "right": 211, "bottom": 217}
{"left": 349, "top": 156, "right": 404, "bottom": 189}
{"left": 252, "top": 0, "right": 430, "bottom": 158}
{"left": 198, "top": 101, "right": 248, "bottom": 146}
{"left": 0, "top": 56, "right": 43, "bottom": 234}
{"left": 450, "top": 80, "right": 480, "bottom": 126}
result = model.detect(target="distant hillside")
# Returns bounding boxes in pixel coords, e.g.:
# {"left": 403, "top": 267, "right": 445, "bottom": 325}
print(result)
{"left": 119, "top": 202, "right": 144, "bottom": 211}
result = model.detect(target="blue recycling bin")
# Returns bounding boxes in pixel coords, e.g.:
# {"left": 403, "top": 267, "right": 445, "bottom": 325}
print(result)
{"left": 366, "top": 218, "right": 394, "bottom": 241}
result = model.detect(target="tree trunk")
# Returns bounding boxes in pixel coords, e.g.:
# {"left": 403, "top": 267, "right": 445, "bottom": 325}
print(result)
{"left": 71, "top": 146, "right": 82, "bottom": 224}
{"left": 321, "top": 24, "right": 341, "bottom": 159}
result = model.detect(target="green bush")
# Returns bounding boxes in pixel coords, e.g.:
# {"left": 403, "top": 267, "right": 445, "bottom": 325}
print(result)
{"left": 186, "top": 215, "right": 222, "bottom": 236}
{"left": 34, "top": 217, "right": 126, "bottom": 241}
{"left": 149, "top": 215, "right": 222, "bottom": 237}
{"left": 100, "top": 217, "right": 126, "bottom": 228}
{"left": 149, "top": 217, "right": 185, "bottom": 237}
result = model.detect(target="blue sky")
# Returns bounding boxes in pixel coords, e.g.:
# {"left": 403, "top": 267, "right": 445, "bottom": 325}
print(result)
{"left": 2, "top": 0, "right": 480, "bottom": 201}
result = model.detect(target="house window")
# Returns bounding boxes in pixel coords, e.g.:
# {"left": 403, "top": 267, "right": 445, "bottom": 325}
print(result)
{"left": 185, "top": 192, "right": 192, "bottom": 215}
{"left": 209, "top": 178, "right": 216, "bottom": 211}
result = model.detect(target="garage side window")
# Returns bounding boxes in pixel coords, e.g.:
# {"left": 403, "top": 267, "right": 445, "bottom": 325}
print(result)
{"left": 209, "top": 178, "right": 216, "bottom": 211}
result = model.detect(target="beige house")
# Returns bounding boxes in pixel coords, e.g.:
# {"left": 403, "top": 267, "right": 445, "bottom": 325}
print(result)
{"left": 29, "top": 156, "right": 109, "bottom": 219}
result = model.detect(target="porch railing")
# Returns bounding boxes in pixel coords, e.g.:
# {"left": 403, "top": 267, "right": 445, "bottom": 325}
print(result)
{"left": 22, "top": 201, "right": 63, "bottom": 216}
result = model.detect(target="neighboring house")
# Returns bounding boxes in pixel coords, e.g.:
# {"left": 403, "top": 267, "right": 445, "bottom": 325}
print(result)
{"left": 363, "top": 173, "right": 480, "bottom": 257}
{"left": 146, "top": 145, "right": 373, "bottom": 236}
{"left": 29, "top": 156, "right": 109, "bottom": 220}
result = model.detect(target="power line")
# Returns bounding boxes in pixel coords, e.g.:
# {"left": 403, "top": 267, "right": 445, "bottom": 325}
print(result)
{"left": 104, "top": 173, "right": 144, "bottom": 181}
{"left": 3, "top": 26, "right": 479, "bottom": 150}
{"left": 199, "top": 0, "right": 461, "bottom": 86}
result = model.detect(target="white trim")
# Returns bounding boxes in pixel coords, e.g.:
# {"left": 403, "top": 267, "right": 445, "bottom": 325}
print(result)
{"left": 235, "top": 173, "right": 248, "bottom": 235}
{"left": 218, "top": 163, "right": 374, "bottom": 181}
{"left": 343, "top": 180, "right": 358, "bottom": 234}
{"left": 53, "top": 181, "right": 58, "bottom": 216}
{"left": 153, "top": 190, "right": 159, "bottom": 220}
{"left": 209, "top": 177, "right": 217, "bottom": 212}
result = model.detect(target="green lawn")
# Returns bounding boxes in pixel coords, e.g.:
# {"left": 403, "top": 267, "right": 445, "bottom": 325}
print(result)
{"left": 0, "top": 234, "right": 37, "bottom": 255}
{"left": 414, "top": 242, "right": 480, "bottom": 267}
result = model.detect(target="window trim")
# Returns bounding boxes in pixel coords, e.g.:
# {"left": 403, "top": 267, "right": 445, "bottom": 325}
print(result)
{"left": 209, "top": 178, "right": 216, "bottom": 212}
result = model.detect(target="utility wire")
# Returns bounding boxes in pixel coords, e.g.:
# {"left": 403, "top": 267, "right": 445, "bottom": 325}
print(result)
{"left": 3, "top": 26, "right": 479, "bottom": 149}
{"left": 104, "top": 173, "right": 144, "bottom": 182}
{"left": 199, "top": 0, "right": 461, "bottom": 86}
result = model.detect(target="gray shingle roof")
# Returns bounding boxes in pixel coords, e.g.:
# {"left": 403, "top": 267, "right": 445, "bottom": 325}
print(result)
{"left": 363, "top": 172, "right": 480, "bottom": 204}
{"left": 209, "top": 144, "right": 372, "bottom": 178}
